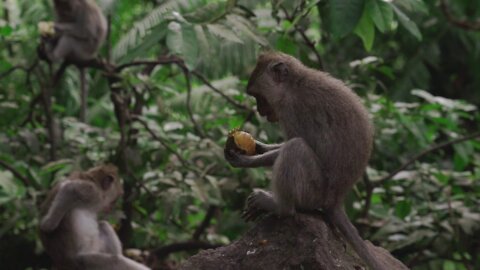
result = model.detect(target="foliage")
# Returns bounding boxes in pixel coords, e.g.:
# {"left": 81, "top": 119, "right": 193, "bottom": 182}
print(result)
{"left": 1, "top": 0, "right": 480, "bottom": 269}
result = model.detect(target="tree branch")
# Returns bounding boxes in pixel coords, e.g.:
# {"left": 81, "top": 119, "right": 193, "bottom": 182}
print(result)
{"left": 190, "top": 71, "right": 254, "bottom": 112}
{"left": 440, "top": 0, "right": 480, "bottom": 31}
{"left": 193, "top": 205, "right": 217, "bottom": 240}
{"left": 0, "top": 159, "right": 39, "bottom": 188}
{"left": 373, "top": 131, "right": 480, "bottom": 187}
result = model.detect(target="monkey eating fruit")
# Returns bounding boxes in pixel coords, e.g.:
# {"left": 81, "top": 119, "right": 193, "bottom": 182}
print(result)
{"left": 225, "top": 129, "right": 256, "bottom": 156}
{"left": 224, "top": 52, "right": 387, "bottom": 270}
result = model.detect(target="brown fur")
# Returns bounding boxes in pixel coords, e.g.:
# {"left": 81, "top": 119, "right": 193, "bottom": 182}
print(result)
{"left": 226, "top": 52, "right": 385, "bottom": 270}
{"left": 39, "top": 165, "right": 150, "bottom": 270}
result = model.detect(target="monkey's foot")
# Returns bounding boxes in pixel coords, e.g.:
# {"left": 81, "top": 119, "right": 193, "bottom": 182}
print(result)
{"left": 242, "top": 189, "right": 276, "bottom": 222}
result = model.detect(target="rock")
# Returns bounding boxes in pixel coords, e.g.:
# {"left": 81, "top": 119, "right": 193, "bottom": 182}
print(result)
{"left": 179, "top": 213, "right": 408, "bottom": 270}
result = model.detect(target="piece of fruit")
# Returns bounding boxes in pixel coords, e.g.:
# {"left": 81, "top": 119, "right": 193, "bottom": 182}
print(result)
{"left": 226, "top": 129, "right": 256, "bottom": 155}
{"left": 38, "top": 21, "right": 55, "bottom": 37}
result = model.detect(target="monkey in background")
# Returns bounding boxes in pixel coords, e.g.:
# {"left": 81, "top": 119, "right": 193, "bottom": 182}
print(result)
{"left": 39, "top": 165, "right": 150, "bottom": 270}
{"left": 39, "top": 0, "right": 108, "bottom": 122}
{"left": 225, "top": 52, "right": 386, "bottom": 270}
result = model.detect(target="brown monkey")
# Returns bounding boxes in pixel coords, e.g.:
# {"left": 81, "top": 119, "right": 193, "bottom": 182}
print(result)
{"left": 225, "top": 52, "right": 385, "bottom": 270}
{"left": 39, "top": 165, "right": 150, "bottom": 270}
{"left": 43, "top": 0, "right": 108, "bottom": 122}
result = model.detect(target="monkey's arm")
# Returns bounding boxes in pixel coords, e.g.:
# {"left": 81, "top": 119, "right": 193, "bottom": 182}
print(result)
{"left": 54, "top": 23, "right": 89, "bottom": 40}
{"left": 40, "top": 180, "right": 100, "bottom": 232}
{"left": 225, "top": 148, "right": 280, "bottom": 168}
{"left": 255, "top": 141, "right": 283, "bottom": 154}
{"left": 99, "top": 221, "right": 122, "bottom": 255}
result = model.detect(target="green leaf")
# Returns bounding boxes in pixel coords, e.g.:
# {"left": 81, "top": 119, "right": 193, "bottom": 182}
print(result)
{"left": 275, "top": 36, "right": 298, "bottom": 55}
{"left": 366, "top": 0, "right": 393, "bottom": 33}
{"left": 0, "top": 26, "right": 12, "bottom": 37}
{"left": 391, "top": 4, "right": 422, "bottom": 41}
{"left": 166, "top": 22, "right": 200, "bottom": 68}
{"left": 395, "top": 200, "right": 412, "bottom": 219}
{"left": 226, "top": 14, "right": 268, "bottom": 46}
{"left": 184, "top": 2, "right": 226, "bottom": 24}
{"left": 396, "top": 0, "right": 428, "bottom": 14}
{"left": 329, "top": 0, "right": 365, "bottom": 38}
{"left": 206, "top": 23, "right": 243, "bottom": 44}
{"left": 354, "top": 8, "right": 375, "bottom": 51}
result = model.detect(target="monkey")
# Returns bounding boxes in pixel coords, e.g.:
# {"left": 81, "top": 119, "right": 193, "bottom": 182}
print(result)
{"left": 40, "top": 0, "right": 108, "bottom": 122}
{"left": 224, "top": 52, "right": 386, "bottom": 270}
{"left": 39, "top": 165, "right": 150, "bottom": 270}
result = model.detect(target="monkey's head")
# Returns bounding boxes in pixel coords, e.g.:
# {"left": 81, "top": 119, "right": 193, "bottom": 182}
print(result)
{"left": 84, "top": 164, "right": 123, "bottom": 212}
{"left": 246, "top": 52, "right": 302, "bottom": 122}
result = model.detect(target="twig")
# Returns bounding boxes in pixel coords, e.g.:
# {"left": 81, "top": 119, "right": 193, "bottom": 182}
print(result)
{"left": 361, "top": 173, "right": 373, "bottom": 218}
{"left": 440, "top": 0, "right": 480, "bottom": 31}
{"left": 178, "top": 65, "right": 205, "bottom": 138}
{"left": 0, "top": 159, "right": 39, "bottom": 189}
{"left": 280, "top": 5, "right": 324, "bottom": 70}
{"left": 133, "top": 117, "right": 197, "bottom": 171}
{"left": 191, "top": 71, "right": 254, "bottom": 112}
{"left": 193, "top": 205, "right": 217, "bottom": 240}
{"left": 373, "top": 131, "right": 480, "bottom": 186}
{"left": 115, "top": 56, "right": 182, "bottom": 72}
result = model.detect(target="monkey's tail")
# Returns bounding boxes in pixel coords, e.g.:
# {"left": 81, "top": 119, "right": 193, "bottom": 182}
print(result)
{"left": 328, "top": 208, "right": 385, "bottom": 270}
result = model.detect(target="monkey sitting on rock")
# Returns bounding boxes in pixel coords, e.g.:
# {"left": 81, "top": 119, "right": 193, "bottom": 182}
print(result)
{"left": 225, "top": 52, "right": 386, "bottom": 270}
{"left": 39, "top": 165, "right": 150, "bottom": 270}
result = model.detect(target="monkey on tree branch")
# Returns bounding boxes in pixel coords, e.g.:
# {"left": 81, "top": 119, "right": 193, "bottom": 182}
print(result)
{"left": 38, "top": 0, "right": 107, "bottom": 122}
{"left": 225, "top": 52, "right": 389, "bottom": 270}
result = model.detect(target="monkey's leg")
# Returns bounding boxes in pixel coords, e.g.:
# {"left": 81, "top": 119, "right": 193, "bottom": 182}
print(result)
{"left": 243, "top": 138, "right": 323, "bottom": 221}
{"left": 40, "top": 181, "right": 100, "bottom": 232}
{"left": 98, "top": 221, "right": 122, "bottom": 255}
{"left": 49, "top": 35, "right": 74, "bottom": 62}
{"left": 76, "top": 253, "right": 150, "bottom": 270}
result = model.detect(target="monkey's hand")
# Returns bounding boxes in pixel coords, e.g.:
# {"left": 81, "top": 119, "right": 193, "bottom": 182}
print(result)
{"left": 224, "top": 148, "right": 251, "bottom": 168}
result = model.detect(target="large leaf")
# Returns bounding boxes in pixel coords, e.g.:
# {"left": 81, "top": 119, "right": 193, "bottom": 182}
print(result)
{"left": 225, "top": 14, "right": 268, "bottom": 46}
{"left": 166, "top": 22, "right": 199, "bottom": 69}
{"left": 206, "top": 24, "right": 243, "bottom": 44}
{"left": 184, "top": 2, "right": 227, "bottom": 23}
{"left": 366, "top": 0, "right": 393, "bottom": 33}
{"left": 391, "top": 4, "right": 422, "bottom": 41}
{"left": 354, "top": 7, "right": 375, "bottom": 51}
{"left": 329, "top": 0, "right": 365, "bottom": 38}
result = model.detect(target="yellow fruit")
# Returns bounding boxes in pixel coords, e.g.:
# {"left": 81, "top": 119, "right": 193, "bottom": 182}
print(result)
{"left": 38, "top": 21, "right": 55, "bottom": 37}
{"left": 226, "top": 129, "right": 256, "bottom": 155}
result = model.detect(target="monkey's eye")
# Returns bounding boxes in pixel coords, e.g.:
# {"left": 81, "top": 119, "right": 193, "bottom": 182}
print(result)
{"left": 101, "top": 175, "right": 114, "bottom": 190}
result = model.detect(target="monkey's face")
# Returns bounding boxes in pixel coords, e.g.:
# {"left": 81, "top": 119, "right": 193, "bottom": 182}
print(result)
{"left": 247, "top": 56, "right": 290, "bottom": 123}
{"left": 88, "top": 165, "right": 123, "bottom": 212}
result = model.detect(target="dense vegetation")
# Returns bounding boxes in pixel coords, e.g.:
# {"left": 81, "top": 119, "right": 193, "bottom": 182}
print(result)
{"left": 1, "top": 0, "right": 480, "bottom": 269}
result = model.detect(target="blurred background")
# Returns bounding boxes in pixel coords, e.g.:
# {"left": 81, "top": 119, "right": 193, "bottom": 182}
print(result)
{"left": 0, "top": 0, "right": 479, "bottom": 269}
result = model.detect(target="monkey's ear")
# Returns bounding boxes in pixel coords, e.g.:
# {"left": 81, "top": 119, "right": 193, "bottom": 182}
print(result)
{"left": 101, "top": 175, "right": 114, "bottom": 190}
{"left": 270, "top": 61, "right": 288, "bottom": 82}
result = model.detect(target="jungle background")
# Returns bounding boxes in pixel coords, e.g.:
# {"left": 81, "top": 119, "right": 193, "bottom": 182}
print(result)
{"left": 1, "top": 0, "right": 480, "bottom": 269}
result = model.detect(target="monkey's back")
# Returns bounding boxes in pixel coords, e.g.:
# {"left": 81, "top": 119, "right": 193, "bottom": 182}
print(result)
{"left": 280, "top": 68, "right": 373, "bottom": 203}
